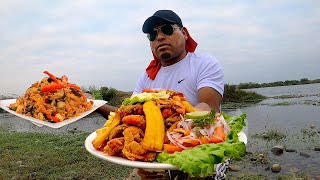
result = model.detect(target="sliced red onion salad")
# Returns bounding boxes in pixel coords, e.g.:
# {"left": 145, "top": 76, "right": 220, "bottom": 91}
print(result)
{"left": 167, "top": 131, "right": 188, "bottom": 149}
{"left": 217, "top": 115, "right": 231, "bottom": 134}
{"left": 166, "top": 114, "right": 230, "bottom": 149}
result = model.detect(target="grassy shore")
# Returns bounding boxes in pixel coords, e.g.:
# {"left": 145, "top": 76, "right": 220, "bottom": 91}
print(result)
{"left": 1, "top": 128, "right": 318, "bottom": 179}
{"left": 0, "top": 129, "right": 133, "bottom": 179}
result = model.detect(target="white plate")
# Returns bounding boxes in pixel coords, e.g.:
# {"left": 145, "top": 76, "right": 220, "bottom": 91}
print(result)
{"left": 238, "top": 131, "right": 247, "bottom": 145}
{"left": 84, "top": 131, "right": 247, "bottom": 170}
{"left": 0, "top": 99, "right": 107, "bottom": 128}
{"left": 85, "top": 131, "right": 178, "bottom": 170}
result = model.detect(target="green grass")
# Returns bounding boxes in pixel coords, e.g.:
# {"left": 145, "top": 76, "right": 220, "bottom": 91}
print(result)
{"left": 0, "top": 130, "right": 133, "bottom": 179}
{"left": 252, "top": 129, "right": 286, "bottom": 141}
{"left": 0, "top": 128, "right": 318, "bottom": 179}
{"left": 271, "top": 102, "right": 291, "bottom": 106}
{"left": 223, "top": 84, "right": 267, "bottom": 104}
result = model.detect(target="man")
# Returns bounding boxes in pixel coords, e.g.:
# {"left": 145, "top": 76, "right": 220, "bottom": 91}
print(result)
{"left": 95, "top": 9, "right": 224, "bottom": 119}
{"left": 134, "top": 9, "right": 224, "bottom": 112}
{"left": 92, "top": 9, "right": 225, "bottom": 179}
{"left": 129, "top": 10, "right": 225, "bottom": 180}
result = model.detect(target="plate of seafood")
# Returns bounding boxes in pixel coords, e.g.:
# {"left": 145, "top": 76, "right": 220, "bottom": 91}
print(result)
{"left": 85, "top": 131, "right": 178, "bottom": 170}
{"left": 85, "top": 89, "right": 248, "bottom": 175}
{"left": 0, "top": 99, "right": 107, "bottom": 128}
{"left": 0, "top": 71, "right": 107, "bottom": 128}
{"left": 85, "top": 131, "right": 247, "bottom": 170}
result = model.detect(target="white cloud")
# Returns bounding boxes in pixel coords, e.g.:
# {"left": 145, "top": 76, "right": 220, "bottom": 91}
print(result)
{"left": 0, "top": 1, "right": 319, "bottom": 96}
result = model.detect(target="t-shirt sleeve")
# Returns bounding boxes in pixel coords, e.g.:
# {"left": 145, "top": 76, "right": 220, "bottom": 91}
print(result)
{"left": 133, "top": 72, "right": 148, "bottom": 94}
{"left": 196, "top": 56, "right": 224, "bottom": 96}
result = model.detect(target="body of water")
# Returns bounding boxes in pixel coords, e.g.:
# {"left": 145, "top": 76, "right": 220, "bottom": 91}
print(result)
{"left": 247, "top": 83, "right": 320, "bottom": 97}
{"left": 227, "top": 83, "right": 320, "bottom": 178}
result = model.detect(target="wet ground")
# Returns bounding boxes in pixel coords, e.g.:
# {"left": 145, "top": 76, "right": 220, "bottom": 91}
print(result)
{"left": 228, "top": 84, "right": 320, "bottom": 179}
{"left": 1, "top": 84, "right": 320, "bottom": 179}
{"left": 1, "top": 103, "right": 319, "bottom": 179}
{"left": 225, "top": 105, "right": 320, "bottom": 179}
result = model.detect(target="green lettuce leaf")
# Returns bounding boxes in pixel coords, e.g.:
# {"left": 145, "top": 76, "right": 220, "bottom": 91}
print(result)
{"left": 224, "top": 113, "right": 247, "bottom": 141}
{"left": 156, "top": 141, "right": 246, "bottom": 177}
{"left": 156, "top": 113, "right": 247, "bottom": 177}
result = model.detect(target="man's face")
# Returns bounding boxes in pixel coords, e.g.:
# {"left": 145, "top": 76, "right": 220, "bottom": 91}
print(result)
{"left": 149, "top": 23, "right": 188, "bottom": 65}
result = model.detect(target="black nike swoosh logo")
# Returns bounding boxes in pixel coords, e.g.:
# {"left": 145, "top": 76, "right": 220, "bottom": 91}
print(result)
{"left": 178, "top": 77, "right": 188, "bottom": 83}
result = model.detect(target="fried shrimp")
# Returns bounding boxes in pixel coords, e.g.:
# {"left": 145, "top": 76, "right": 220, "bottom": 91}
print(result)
{"left": 122, "top": 126, "right": 150, "bottom": 161}
{"left": 157, "top": 99, "right": 186, "bottom": 114}
{"left": 123, "top": 126, "right": 144, "bottom": 144}
{"left": 118, "top": 104, "right": 144, "bottom": 117}
{"left": 104, "top": 137, "right": 125, "bottom": 156}
{"left": 92, "top": 89, "right": 195, "bottom": 163}
{"left": 122, "top": 115, "right": 146, "bottom": 129}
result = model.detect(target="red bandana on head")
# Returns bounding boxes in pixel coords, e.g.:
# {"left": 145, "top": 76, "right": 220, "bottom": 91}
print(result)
{"left": 146, "top": 28, "right": 198, "bottom": 80}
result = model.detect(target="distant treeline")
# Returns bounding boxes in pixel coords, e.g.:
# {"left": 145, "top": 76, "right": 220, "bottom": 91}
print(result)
{"left": 85, "top": 85, "right": 266, "bottom": 107}
{"left": 223, "top": 84, "right": 266, "bottom": 104}
{"left": 0, "top": 85, "right": 265, "bottom": 114}
{"left": 237, "top": 78, "right": 320, "bottom": 89}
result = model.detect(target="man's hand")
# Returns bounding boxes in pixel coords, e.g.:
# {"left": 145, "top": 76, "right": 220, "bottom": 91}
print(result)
{"left": 197, "top": 87, "right": 223, "bottom": 112}
{"left": 83, "top": 92, "right": 117, "bottom": 119}
{"left": 194, "top": 102, "right": 211, "bottom": 111}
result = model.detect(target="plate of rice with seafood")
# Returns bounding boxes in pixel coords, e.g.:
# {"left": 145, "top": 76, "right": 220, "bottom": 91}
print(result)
{"left": 85, "top": 89, "right": 247, "bottom": 177}
{"left": 0, "top": 71, "right": 107, "bottom": 128}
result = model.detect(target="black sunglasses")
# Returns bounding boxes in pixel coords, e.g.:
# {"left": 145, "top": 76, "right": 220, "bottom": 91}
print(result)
{"left": 147, "top": 24, "right": 180, "bottom": 41}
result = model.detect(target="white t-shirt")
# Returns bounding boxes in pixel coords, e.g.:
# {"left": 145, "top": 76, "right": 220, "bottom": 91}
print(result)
{"left": 133, "top": 52, "right": 224, "bottom": 106}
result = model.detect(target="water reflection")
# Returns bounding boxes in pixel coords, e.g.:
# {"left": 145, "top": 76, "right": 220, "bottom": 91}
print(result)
{"left": 225, "top": 84, "right": 320, "bottom": 177}
{"left": 247, "top": 83, "right": 320, "bottom": 97}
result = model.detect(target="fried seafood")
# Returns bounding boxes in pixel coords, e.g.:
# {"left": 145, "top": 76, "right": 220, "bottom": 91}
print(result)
{"left": 164, "top": 113, "right": 183, "bottom": 128}
{"left": 123, "top": 126, "right": 145, "bottom": 144}
{"left": 161, "top": 108, "right": 175, "bottom": 119}
{"left": 122, "top": 126, "right": 150, "bottom": 161}
{"left": 104, "top": 137, "right": 125, "bottom": 156}
{"left": 118, "top": 104, "right": 144, "bottom": 117}
{"left": 122, "top": 149, "right": 156, "bottom": 162}
{"left": 122, "top": 115, "right": 146, "bottom": 129}
{"left": 157, "top": 99, "right": 186, "bottom": 114}
{"left": 109, "top": 124, "right": 128, "bottom": 140}
{"left": 92, "top": 89, "right": 196, "bottom": 162}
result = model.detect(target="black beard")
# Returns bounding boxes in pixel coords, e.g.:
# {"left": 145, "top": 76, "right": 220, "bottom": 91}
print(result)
{"left": 160, "top": 52, "right": 171, "bottom": 60}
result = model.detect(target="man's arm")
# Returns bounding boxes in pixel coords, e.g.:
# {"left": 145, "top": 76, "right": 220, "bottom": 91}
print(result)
{"left": 84, "top": 93, "right": 118, "bottom": 119}
{"left": 196, "top": 87, "right": 223, "bottom": 112}
{"left": 96, "top": 104, "right": 118, "bottom": 119}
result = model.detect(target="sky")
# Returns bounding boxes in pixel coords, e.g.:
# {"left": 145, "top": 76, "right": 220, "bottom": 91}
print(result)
{"left": 1, "top": 0, "right": 319, "bottom": 96}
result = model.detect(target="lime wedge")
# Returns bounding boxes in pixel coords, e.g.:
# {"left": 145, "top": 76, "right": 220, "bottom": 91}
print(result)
{"left": 186, "top": 111, "right": 211, "bottom": 119}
